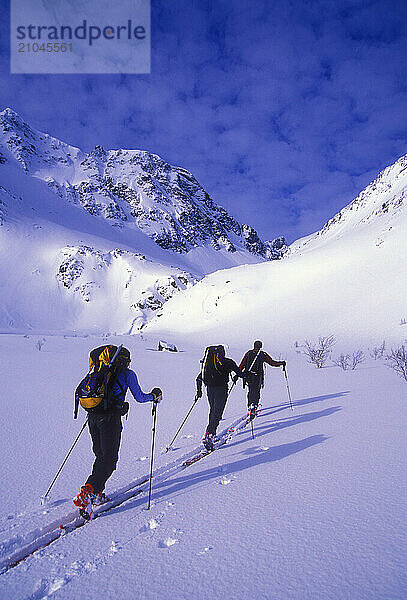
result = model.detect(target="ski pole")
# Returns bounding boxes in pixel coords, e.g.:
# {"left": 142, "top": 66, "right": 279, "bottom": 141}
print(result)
{"left": 165, "top": 394, "right": 199, "bottom": 452}
{"left": 283, "top": 366, "right": 294, "bottom": 411}
{"left": 250, "top": 417, "right": 255, "bottom": 439}
{"left": 104, "top": 344, "right": 123, "bottom": 410}
{"left": 228, "top": 379, "right": 237, "bottom": 396}
{"left": 41, "top": 419, "right": 88, "bottom": 504}
{"left": 147, "top": 403, "right": 158, "bottom": 510}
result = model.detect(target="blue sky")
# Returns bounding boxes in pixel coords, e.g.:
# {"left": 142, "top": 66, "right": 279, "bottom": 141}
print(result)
{"left": 1, "top": 0, "right": 407, "bottom": 242}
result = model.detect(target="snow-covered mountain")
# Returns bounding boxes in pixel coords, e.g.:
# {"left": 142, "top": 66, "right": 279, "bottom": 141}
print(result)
{"left": 0, "top": 108, "right": 285, "bottom": 261}
{"left": 0, "top": 108, "right": 286, "bottom": 334}
{"left": 145, "top": 154, "right": 407, "bottom": 346}
{"left": 289, "top": 153, "right": 407, "bottom": 255}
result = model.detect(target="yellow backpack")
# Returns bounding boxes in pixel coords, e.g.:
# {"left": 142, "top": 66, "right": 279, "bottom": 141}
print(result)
{"left": 74, "top": 345, "right": 127, "bottom": 418}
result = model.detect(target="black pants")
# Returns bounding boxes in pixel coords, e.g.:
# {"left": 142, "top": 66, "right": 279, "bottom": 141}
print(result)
{"left": 246, "top": 376, "right": 262, "bottom": 407}
{"left": 86, "top": 413, "right": 122, "bottom": 494}
{"left": 206, "top": 385, "right": 228, "bottom": 435}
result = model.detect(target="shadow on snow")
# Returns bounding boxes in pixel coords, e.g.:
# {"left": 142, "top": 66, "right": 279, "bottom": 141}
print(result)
{"left": 106, "top": 403, "right": 341, "bottom": 516}
{"left": 223, "top": 406, "right": 341, "bottom": 451}
{"left": 258, "top": 390, "right": 349, "bottom": 419}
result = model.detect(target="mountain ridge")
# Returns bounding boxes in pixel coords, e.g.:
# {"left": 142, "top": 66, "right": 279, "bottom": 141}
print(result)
{"left": 0, "top": 107, "right": 286, "bottom": 264}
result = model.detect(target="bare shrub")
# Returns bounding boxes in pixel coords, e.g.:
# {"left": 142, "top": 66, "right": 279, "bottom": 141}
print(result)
{"left": 333, "top": 353, "right": 351, "bottom": 370}
{"left": 36, "top": 337, "right": 46, "bottom": 351}
{"left": 386, "top": 345, "right": 407, "bottom": 382}
{"left": 350, "top": 350, "right": 365, "bottom": 369}
{"left": 370, "top": 341, "right": 386, "bottom": 360}
{"left": 333, "top": 350, "right": 365, "bottom": 370}
{"left": 301, "top": 335, "right": 336, "bottom": 368}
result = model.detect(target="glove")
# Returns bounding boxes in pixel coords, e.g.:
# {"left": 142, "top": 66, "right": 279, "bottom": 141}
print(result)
{"left": 118, "top": 401, "right": 129, "bottom": 416}
{"left": 196, "top": 377, "right": 203, "bottom": 399}
{"left": 150, "top": 387, "right": 162, "bottom": 404}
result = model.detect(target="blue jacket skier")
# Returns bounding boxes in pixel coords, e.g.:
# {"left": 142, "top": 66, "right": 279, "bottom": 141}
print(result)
{"left": 74, "top": 346, "right": 162, "bottom": 513}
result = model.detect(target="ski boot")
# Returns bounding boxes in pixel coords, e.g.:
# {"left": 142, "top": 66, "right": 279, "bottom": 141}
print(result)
{"left": 203, "top": 432, "right": 214, "bottom": 451}
{"left": 73, "top": 483, "right": 95, "bottom": 520}
{"left": 91, "top": 491, "right": 109, "bottom": 506}
{"left": 248, "top": 404, "right": 257, "bottom": 421}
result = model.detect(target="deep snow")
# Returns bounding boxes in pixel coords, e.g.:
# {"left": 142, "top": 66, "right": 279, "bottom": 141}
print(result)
{"left": 0, "top": 333, "right": 406, "bottom": 600}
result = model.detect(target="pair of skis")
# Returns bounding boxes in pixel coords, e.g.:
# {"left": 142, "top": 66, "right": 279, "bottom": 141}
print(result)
{"left": 183, "top": 405, "right": 260, "bottom": 466}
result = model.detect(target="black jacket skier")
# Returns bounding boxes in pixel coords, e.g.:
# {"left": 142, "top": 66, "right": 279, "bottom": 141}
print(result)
{"left": 238, "top": 340, "right": 286, "bottom": 411}
{"left": 196, "top": 345, "right": 242, "bottom": 449}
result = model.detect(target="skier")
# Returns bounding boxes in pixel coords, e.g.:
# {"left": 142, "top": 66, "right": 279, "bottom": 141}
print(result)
{"left": 237, "top": 340, "right": 286, "bottom": 419}
{"left": 74, "top": 346, "right": 162, "bottom": 514}
{"left": 196, "top": 345, "right": 242, "bottom": 451}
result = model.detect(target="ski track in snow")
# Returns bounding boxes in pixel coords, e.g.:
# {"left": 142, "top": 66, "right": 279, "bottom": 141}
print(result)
{"left": 0, "top": 409, "right": 252, "bottom": 575}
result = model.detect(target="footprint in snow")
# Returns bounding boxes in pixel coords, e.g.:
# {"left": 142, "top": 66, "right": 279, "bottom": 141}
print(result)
{"left": 148, "top": 518, "right": 159, "bottom": 530}
{"left": 218, "top": 475, "right": 236, "bottom": 486}
{"left": 197, "top": 546, "right": 214, "bottom": 555}
{"left": 109, "top": 540, "right": 121, "bottom": 555}
{"left": 29, "top": 576, "right": 67, "bottom": 600}
{"left": 140, "top": 518, "right": 160, "bottom": 533}
{"left": 245, "top": 446, "right": 270, "bottom": 455}
{"left": 159, "top": 537, "right": 178, "bottom": 548}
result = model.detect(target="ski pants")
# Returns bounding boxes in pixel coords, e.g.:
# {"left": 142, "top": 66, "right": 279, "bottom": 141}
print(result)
{"left": 86, "top": 413, "right": 123, "bottom": 494}
{"left": 246, "top": 376, "right": 262, "bottom": 407}
{"left": 206, "top": 385, "right": 228, "bottom": 435}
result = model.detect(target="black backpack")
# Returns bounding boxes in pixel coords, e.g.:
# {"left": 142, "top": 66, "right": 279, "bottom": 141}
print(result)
{"left": 201, "top": 345, "right": 226, "bottom": 385}
{"left": 243, "top": 349, "right": 264, "bottom": 385}
{"left": 74, "top": 345, "right": 130, "bottom": 418}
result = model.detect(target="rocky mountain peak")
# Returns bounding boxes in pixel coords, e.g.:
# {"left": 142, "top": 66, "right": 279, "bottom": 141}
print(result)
{"left": 0, "top": 108, "right": 286, "bottom": 262}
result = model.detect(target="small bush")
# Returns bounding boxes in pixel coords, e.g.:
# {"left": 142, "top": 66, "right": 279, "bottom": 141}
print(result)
{"left": 301, "top": 335, "right": 336, "bottom": 368}
{"left": 36, "top": 337, "right": 46, "bottom": 351}
{"left": 350, "top": 350, "right": 365, "bottom": 369}
{"left": 333, "top": 350, "right": 365, "bottom": 370}
{"left": 386, "top": 345, "right": 407, "bottom": 382}
{"left": 333, "top": 353, "right": 351, "bottom": 370}
{"left": 370, "top": 341, "right": 386, "bottom": 360}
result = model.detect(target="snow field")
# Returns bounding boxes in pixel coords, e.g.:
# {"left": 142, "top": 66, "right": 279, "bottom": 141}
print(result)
{"left": 145, "top": 218, "right": 407, "bottom": 347}
{"left": 0, "top": 333, "right": 406, "bottom": 599}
